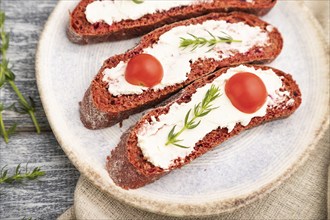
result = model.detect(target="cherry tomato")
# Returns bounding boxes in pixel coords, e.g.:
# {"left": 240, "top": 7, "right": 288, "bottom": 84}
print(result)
{"left": 225, "top": 72, "right": 267, "bottom": 114}
{"left": 125, "top": 54, "right": 164, "bottom": 87}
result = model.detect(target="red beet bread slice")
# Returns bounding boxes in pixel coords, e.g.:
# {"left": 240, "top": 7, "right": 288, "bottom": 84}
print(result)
{"left": 68, "top": 0, "right": 277, "bottom": 44}
{"left": 106, "top": 65, "right": 302, "bottom": 189}
{"left": 79, "top": 12, "right": 283, "bottom": 130}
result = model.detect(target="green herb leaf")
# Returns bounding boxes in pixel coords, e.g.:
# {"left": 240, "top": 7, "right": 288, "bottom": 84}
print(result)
{"left": 173, "top": 143, "right": 190, "bottom": 149}
{"left": 0, "top": 164, "right": 45, "bottom": 184}
{"left": 0, "top": 102, "right": 17, "bottom": 143}
{"left": 132, "top": 0, "right": 144, "bottom": 4}
{"left": 165, "top": 85, "right": 221, "bottom": 148}
{"left": 180, "top": 30, "right": 242, "bottom": 51}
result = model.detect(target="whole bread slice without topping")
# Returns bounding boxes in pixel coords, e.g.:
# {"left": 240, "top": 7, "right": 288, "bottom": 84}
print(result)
{"left": 106, "top": 65, "right": 302, "bottom": 189}
{"left": 80, "top": 12, "right": 283, "bottom": 130}
{"left": 68, "top": 0, "right": 277, "bottom": 44}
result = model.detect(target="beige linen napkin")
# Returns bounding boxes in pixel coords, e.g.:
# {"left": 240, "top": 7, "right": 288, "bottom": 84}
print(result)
{"left": 59, "top": 129, "right": 329, "bottom": 220}
{"left": 58, "top": 2, "right": 330, "bottom": 219}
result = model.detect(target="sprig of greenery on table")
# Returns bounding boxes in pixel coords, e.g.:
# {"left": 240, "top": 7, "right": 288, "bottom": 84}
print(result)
{"left": 0, "top": 10, "right": 40, "bottom": 143}
{"left": 0, "top": 164, "right": 45, "bottom": 184}
{"left": 0, "top": 10, "right": 45, "bottom": 220}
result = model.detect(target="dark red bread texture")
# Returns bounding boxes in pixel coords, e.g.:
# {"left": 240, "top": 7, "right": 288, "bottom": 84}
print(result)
{"left": 106, "top": 65, "right": 302, "bottom": 189}
{"left": 68, "top": 0, "right": 277, "bottom": 44}
{"left": 79, "top": 12, "right": 283, "bottom": 130}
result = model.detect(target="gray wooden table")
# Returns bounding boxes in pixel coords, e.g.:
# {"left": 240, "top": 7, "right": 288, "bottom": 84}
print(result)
{"left": 0, "top": 1, "right": 80, "bottom": 219}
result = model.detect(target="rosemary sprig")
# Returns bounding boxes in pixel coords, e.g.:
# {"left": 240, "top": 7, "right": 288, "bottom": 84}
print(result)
{"left": 180, "top": 30, "right": 242, "bottom": 51}
{"left": 166, "top": 85, "right": 221, "bottom": 148}
{"left": 0, "top": 11, "right": 40, "bottom": 134}
{"left": 132, "top": 0, "right": 144, "bottom": 4}
{"left": 0, "top": 164, "right": 45, "bottom": 184}
{"left": 0, "top": 103, "right": 16, "bottom": 143}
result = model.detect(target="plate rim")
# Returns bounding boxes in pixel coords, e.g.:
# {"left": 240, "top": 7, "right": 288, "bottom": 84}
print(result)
{"left": 35, "top": 1, "right": 330, "bottom": 217}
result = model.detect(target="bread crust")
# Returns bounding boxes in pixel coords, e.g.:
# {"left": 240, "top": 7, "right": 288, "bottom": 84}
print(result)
{"left": 68, "top": 0, "right": 277, "bottom": 44}
{"left": 106, "top": 65, "right": 302, "bottom": 189}
{"left": 80, "top": 12, "right": 283, "bottom": 129}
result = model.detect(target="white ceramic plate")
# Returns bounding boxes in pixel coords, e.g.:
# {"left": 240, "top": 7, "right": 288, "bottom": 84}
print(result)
{"left": 36, "top": 1, "right": 329, "bottom": 216}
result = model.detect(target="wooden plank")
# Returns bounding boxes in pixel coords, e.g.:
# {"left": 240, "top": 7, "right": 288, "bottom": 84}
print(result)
{"left": 0, "top": 0, "right": 57, "bottom": 131}
{"left": 0, "top": 132, "right": 79, "bottom": 219}
{"left": 0, "top": 0, "right": 79, "bottom": 219}
{"left": 1, "top": 82, "right": 51, "bottom": 132}
{"left": 1, "top": 0, "right": 57, "bottom": 80}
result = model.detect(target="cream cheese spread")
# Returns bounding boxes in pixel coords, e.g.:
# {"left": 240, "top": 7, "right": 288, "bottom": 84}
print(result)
{"left": 136, "top": 65, "right": 294, "bottom": 169}
{"left": 85, "top": 0, "right": 256, "bottom": 25}
{"left": 103, "top": 20, "right": 270, "bottom": 96}
{"left": 85, "top": 0, "right": 203, "bottom": 25}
